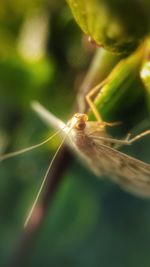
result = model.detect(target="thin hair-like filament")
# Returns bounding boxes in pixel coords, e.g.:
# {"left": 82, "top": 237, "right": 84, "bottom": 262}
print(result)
{"left": 24, "top": 127, "right": 72, "bottom": 228}
{"left": 0, "top": 128, "right": 65, "bottom": 162}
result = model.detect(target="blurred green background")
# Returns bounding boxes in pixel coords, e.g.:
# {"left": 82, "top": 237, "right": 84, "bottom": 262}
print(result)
{"left": 0, "top": 1, "right": 150, "bottom": 267}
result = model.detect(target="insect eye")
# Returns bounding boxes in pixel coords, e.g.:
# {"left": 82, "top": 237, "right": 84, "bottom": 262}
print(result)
{"left": 76, "top": 122, "right": 86, "bottom": 130}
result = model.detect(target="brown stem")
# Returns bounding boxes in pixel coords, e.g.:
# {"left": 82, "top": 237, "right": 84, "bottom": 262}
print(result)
{"left": 10, "top": 146, "right": 72, "bottom": 267}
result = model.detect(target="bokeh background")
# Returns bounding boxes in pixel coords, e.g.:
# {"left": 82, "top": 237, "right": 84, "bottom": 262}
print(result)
{"left": 0, "top": 1, "right": 150, "bottom": 267}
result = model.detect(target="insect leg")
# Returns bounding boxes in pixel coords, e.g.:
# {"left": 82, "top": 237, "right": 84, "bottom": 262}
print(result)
{"left": 127, "top": 130, "right": 150, "bottom": 144}
{"left": 98, "top": 121, "right": 122, "bottom": 127}
{"left": 91, "top": 130, "right": 150, "bottom": 147}
{"left": 90, "top": 135, "right": 130, "bottom": 145}
{"left": 86, "top": 79, "right": 107, "bottom": 122}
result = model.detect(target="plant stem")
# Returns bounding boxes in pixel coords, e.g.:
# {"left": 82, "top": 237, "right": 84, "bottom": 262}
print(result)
{"left": 10, "top": 146, "right": 72, "bottom": 267}
{"left": 77, "top": 48, "right": 120, "bottom": 113}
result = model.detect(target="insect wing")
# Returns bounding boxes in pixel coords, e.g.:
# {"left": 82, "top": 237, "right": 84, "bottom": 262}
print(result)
{"left": 94, "top": 143, "right": 150, "bottom": 198}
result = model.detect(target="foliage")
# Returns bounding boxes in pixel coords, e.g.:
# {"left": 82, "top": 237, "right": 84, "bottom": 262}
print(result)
{"left": 67, "top": 0, "right": 150, "bottom": 54}
{"left": 0, "top": 1, "right": 150, "bottom": 267}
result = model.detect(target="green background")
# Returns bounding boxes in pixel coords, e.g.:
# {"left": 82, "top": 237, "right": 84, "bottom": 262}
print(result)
{"left": 0, "top": 1, "right": 150, "bottom": 267}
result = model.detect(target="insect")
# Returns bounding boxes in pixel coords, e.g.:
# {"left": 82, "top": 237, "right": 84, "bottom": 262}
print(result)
{"left": 32, "top": 101, "right": 150, "bottom": 200}
{"left": 0, "top": 86, "right": 150, "bottom": 227}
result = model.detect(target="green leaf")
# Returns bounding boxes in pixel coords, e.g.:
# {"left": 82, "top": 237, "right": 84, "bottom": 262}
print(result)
{"left": 88, "top": 44, "right": 147, "bottom": 121}
{"left": 140, "top": 58, "right": 150, "bottom": 115}
{"left": 66, "top": 0, "right": 150, "bottom": 55}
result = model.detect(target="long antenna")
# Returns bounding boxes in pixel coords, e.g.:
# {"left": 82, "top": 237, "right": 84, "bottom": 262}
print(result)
{"left": 0, "top": 128, "right": 64, "bottom": 162}
{"left": 24, "top": 127, "right": 71, "bottom": 228}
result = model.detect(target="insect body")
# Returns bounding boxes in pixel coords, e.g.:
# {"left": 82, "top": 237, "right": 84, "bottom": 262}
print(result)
{"left": 66, "top": 113, "right": 150, "bottom": 198}
{"left": 1, "top": 102, "right": 150, "bottom": 228}
{"left": 33, "top": 102, "right": 150, "bottom": 199}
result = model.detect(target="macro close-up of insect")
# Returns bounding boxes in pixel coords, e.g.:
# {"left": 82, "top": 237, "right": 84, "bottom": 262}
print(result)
{"left": 1, "top": 97, "right": 150, "bottom": 229}
{"left": 1, "top": 1, "right": 150, "bottom": 267}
